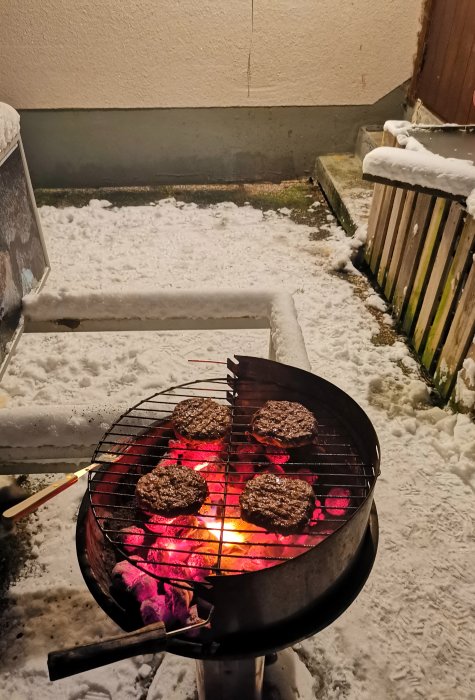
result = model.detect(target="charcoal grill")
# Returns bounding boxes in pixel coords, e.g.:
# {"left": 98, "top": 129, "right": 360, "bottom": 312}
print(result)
{"left": 52, "top": 356, "right": 380, "bottom": 694}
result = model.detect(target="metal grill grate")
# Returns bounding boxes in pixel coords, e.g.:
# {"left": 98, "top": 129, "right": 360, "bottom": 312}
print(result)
{"left": 88, "top": 367, "right": 377, "bottom": 586}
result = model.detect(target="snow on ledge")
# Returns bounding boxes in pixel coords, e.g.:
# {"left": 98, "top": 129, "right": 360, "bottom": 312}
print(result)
{"left": 0, "top": 288, "right": 310, "bottom": 460}
{"left": 383, "top": 120, "right": 460, "bottom": 148}
{"left": 23, "top": 287, "right": 310, "bottom": 372}
{"left": 0, "top": 102, "right": 20, "bottom": 155}
{"left": 363, "top": 146, "right": 475, "bottom": 198}
{"left": 23, "top": 287, "right": 273, "bottom": 322}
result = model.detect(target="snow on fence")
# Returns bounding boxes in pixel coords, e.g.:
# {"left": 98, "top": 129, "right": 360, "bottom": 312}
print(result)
{"left": 363, "top": 127, "right": 475, "bottom": 410}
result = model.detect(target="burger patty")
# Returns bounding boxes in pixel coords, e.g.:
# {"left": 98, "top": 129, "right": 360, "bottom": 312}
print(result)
{"left": 251, "top": 400, "right": 317, "bottom": 448}
{"left": 172, "top": 398, "right": 231, "bottom": 443}
{"left": 135, "top": 465, "right": 208, "bottom": 516}
{"left": 240, "top": 474, "right": 314, "bottom": 534}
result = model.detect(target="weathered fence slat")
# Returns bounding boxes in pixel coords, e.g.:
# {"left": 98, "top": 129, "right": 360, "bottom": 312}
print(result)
{"left": 363, "top": 156, "right": 475, "bottom": 409}
{"left": 435, "top": 256, "right": 475, "bottom": 398}
{"left": 392, "top": 193, "right": 434, "bottom": 320}
{"left": 364, "top": 183, "right": 387, "bottom": 265}
{"left": 402, "top": 198, "right": 448, "bottom": 335}
{"left": 412, "top": 202, "right": 464, "bottom": 356}
{"left": 369, "top": 186, "right": 396, "bottom": 274}
{"left": 384, "top": 190, "right": 417, "bottom": 300}
{"left": 377, "top": 188, "right": 407, "bottom": 289}
{"left": 421, "top": 215, "right": 475, "bottom": 370}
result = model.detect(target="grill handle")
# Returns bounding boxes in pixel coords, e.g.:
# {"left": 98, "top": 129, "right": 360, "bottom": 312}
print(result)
{"left": 47, "top": 621, "right": 168, "bottom": 681}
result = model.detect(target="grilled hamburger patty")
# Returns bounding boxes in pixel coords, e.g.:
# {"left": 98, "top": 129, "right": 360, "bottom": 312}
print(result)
{"left": 172, "top": 398, "right": 231, "bottom": 443}
{"left": 135, "top": 465, "right": 208, "bottom": 516}
{"left": 240, "top": 473, "right": 314, "bottom": 533}
{"left": 251, "top": 400, "right": 317, "bottom": 448}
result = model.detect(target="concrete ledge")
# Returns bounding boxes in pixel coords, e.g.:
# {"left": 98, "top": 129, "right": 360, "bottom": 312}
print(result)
{"left": 315, "top": 153, "right": 374, "bottom": 235}
{"left": 1, "top": 288, "right": 310, "bottom": 470}
{"left": 18, "top": 86, "right": 407, "bottom": 187}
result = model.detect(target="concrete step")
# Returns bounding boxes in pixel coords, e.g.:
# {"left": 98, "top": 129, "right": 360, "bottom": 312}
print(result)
{"left": 355, "top": 125, "right": 384, "bottom": 161}
{"left": 314, "top": 153, "right": 374, "bottom": 236}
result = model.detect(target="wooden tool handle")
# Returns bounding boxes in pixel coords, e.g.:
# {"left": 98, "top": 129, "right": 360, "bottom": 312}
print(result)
{"left": 48, "top": 622, "right": 167, "bottom": 680}
{"left": 2, "top": 473, "right": 79, "bottom": 523}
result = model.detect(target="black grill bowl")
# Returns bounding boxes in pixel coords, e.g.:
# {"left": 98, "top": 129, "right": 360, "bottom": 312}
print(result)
{"left": 76, "top": 357, "right": 380, "bottom": 653}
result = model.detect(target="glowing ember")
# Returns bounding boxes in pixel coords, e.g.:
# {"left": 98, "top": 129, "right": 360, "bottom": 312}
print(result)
{"left": 110, "top": 428, "right": 356, "bottom": 629}
{"left": 193, "top": 462, "right": 208, "bottom": 471}
{"left": 264, "top": 445, "right": 290, "bottom": 466}
{"left": 312, "top": 498, "right": 325, "bottom": 521}
{"left": 324, "top": 487, "right": 351, "bottom": 516}
{"left": 205, "top": 519, "right": 246, "bottom": 544}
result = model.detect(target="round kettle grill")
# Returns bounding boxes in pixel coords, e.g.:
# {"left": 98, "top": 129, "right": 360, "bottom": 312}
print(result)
{"left": 49, "top": 356, "right": 380, "bottom": 683}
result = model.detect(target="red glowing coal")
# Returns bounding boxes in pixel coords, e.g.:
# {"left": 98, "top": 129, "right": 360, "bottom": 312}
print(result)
{"left": 111, "top": 432, "right": 353, "bottom": 628}
{"left": 324, "top": 487, "right": 351, "bottom": 517}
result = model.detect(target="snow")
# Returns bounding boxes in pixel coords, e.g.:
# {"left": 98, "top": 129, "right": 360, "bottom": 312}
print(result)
{"left": 454, "top": 357, "right": 475, "bottom": 410}
{"left": 1, "top": 197, "right": 475, "bottom": 699}
{"left": 363, "top": 146, "right": 475, "bottom": 198}
{"left": 364, "top": 293, "right": 387, "bottom": 313}
{"left": 384, "top": 120, "right": 457, "bottom": 150}
{"left": 466, "top": 189, "right": 475, "bottom": 218}
{"left": 383, "top": 120, "right": 413, "bottom": 140}
{"left": 0, "top": 103, "right": 20, "bottom": 155}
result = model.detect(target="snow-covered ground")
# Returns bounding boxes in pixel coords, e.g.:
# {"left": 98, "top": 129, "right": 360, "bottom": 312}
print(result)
{"left": 1, "top": 196, "right": 474, "bottom": 699}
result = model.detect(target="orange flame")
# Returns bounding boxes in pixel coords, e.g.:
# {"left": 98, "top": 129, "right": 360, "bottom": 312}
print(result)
{"left": 204, "top": 519, "right": 246, "bottom": 544}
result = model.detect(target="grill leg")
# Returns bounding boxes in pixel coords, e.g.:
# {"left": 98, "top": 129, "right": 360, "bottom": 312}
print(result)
{"left": 195, "top": 657, "right": 265, "bottom": 700}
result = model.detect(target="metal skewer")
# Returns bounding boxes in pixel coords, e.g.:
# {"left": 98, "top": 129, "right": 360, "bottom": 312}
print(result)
{"left": 1, "top": 463, "right": 99, "bottom": 523}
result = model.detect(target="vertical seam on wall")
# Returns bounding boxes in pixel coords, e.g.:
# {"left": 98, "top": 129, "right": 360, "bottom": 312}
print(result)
{"left": 247, "top": 0, "right": 254, "bottom": 98}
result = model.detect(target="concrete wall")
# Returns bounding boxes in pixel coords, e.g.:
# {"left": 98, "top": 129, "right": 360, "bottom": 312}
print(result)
{"left": 2, "top": 1, "right": 422, "bottom": 109}
{"left": 2, "top": 1, "right": 423, "bottom": 185}
{"left": 19, "top": 87, "right": 407, "bottom": 187}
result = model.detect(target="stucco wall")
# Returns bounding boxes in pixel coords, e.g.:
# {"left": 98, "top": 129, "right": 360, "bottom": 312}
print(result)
{"left": 2, "top": 0, "right": 422, "bottom": 109}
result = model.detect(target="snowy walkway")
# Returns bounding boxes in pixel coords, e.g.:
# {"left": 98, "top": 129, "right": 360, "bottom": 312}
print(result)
{"left": 0, "top": 197, "right": 474, "bottom": 699}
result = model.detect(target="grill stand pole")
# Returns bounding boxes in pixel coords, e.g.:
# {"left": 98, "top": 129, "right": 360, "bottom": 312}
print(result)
{"left": 195, "top": 656, "right": 265, "bottom": 700}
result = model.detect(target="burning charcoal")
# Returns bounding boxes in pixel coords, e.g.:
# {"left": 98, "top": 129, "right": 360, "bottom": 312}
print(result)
{"left": 265, "top": 462, "right": 286, "bottom": 476}
{"left": 292, "top": 469, "right": 317, "bottom": 486}
{"left": 185, "top": 551, "right": 213, "bottom": 580}
{"left": 264, "top": 445, "right": 290, "bottom": 466}
{"left": 112, "top": 557, "right": 158, "bottom": 601}
{"left": 167, "top": 439, "right": 223, "bottom": 468}
{"left": 146, "top": 514, "right": 203, "bottom": 539}
{"left": 145, "top": 540, "right": 187, "bottom": 578}
{"left": 324, "top": 487, "right": 351, "bottom": 517}
{"left": 312, "top": 498, "right": 325, "bottom": 521}
{"left": 112, "top": 556, "right": 144, "bottom": 589}
{"left": 140, "top": 594, "right": 174, "bottom": 626}
{"left": 235, "top": 441, "right": 264, "bottom": 459}
{"left": 180, "top": 442, "right": 224, "bottom": 469}
{"left": 156, "top": 457, "right": 178, "bottom": 468}
{"left": 234, "top": 545, "right": 269, "bottom": 573}
{"left": 133, "top": 573, "right": 159, "bottom": 602}
{"left": 119, "top": 526, "right": 146, "bottom": 554}
{"left": 207, "top": 473, "right": 225, "bottom": 507}
{"left": 230, "top": 442, "right": 263, "bottom": 483}
{"left": 164, "top": 582, "right": 193, "bottom": 624}
{"left": 167, "top": 438, "right": 188, "bottom": 460}
{"left": 222, "top": 484, "right": 242, "bottom": 516}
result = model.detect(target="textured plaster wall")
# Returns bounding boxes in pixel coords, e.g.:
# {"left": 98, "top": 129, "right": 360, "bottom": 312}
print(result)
{"left": 2, "top": 1, "right": 422, "bottom": 109}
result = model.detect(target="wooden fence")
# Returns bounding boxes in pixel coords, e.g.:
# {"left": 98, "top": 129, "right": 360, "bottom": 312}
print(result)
{"left": 364, "top": 179, "right": 475, "bottom": 410}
